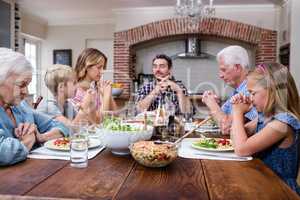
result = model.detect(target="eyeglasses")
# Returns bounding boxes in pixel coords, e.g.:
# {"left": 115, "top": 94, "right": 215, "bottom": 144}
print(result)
{"left": 14, "top": 80, "right": 30, "bottom": 88}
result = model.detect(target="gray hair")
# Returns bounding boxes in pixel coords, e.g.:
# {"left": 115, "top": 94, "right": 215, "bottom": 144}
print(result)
{"left": 216, "top": 45, "right": 250, "bottom": 69}
{"left": 0, "top": 48, "right": 32, "bottom": 83}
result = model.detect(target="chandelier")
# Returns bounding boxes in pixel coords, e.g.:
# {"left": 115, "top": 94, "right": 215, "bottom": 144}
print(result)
{"left": 175, "top": 0, "right": 216, "bottom": 27}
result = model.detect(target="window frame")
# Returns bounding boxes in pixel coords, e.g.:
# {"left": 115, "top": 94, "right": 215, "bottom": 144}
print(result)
{"left": 22, "top": 35, "right": 42, "bottom": 100}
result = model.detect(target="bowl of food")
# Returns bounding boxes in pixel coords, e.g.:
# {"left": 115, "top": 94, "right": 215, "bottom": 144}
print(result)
{"left": 98, "top": 117, "right": 153, "bottom": 155}
{"left": 130, "top": 141, "right": 178, "bottom": 167}
{"left": 111, "top": 83, "right": 123, "bottom": 97}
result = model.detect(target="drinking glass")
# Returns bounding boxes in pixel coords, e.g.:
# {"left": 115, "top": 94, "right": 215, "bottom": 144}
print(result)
{"left": 182, "top": 112, "right": 193, "bottom": 123}
{"left": 69, "top": 123, "right": 88, "bottom": 168}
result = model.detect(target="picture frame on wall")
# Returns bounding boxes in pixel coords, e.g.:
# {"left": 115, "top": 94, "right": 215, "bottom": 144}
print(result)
{"left": 53, "top": 49, "right": 72, "bottom": 66}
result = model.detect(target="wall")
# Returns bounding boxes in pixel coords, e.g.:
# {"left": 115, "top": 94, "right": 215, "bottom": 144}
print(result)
{"left": 114, "top": 5, "right": 279, "bottom": 32}
{"left": 114, "top": 17, "right": 277, "bottom": 98}
{"left": 278, "top": 1, "right": 291, "bottom": 46}
{"left": 40, "top": 23, "right": 115, "bottom": 97}
{"left": 290, "top": 0, "right": 300, "bottom": 90}
{"left": 136, "top": 40, "right": 255, "bottom": 96}
{"left": 21, "top": 13, "right": 47, "bottom": 39}
{"left": 22, "top": 4, "right": 281, "bottom": 98}
{"left": 113, "top": 5, "right": 279, "bottom": 98}
{"left": 0, "top": 0, "right": 12, "bottom": 48}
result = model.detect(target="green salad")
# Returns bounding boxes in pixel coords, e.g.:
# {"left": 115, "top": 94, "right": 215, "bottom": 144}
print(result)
{"left": 102, "top": 116, "right": 141, "bottom": 132}
{"left": 193, "top": 138, "right": 218, "bottom": 149}
{"left": 206, "top": 118, "right": 218, "bottom": 127}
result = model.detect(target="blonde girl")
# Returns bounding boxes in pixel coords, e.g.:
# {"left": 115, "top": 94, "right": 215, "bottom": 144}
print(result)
{"left": 38, "top": 64, "right": 97, "bottom": 124}
{"left": 73, "top": 48, "right": 116, "bottom": 116}
{"left": 231, "top": 62, "right": 300, "bottom": 195}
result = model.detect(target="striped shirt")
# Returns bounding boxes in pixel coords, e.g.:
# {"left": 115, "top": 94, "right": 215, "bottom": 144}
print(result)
{"left": 221, "top": 80, "right": 257, "bottom": 120}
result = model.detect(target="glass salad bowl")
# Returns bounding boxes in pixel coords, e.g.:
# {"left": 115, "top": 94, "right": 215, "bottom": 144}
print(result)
{"left": 130, "top": 141, "right": 178, "bottom": 167}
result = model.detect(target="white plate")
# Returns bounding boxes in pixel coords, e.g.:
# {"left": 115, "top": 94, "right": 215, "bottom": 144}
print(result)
{"left": 195, "top": 128, "right": 221, "bottom": 133}
{"left": 185, "top": 123, "right": 220, "bottom": 133}
{"left": 135, "top": 111, "right": 156, "bottom": 119}
{"left": 191, "top": 138, "right": 234, "bottom": 152}
{"left": 199, "top": 125, "right": 219, "bottom": 129}
{"left": 44, "top": 138, "right": 101, "bottom": 151}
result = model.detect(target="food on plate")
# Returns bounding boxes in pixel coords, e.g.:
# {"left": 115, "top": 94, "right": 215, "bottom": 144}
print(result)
{"left": 130, "top": 141, "right": 177, "bottom": 167}
{"left": 45, "top": 137, "right": 100, "bottom": 151}
{"left": 206, "top": 118, "right": 218, "bottom": 126}
{"left": 192, "top": 138, "right": 233, "bottom": 150}
{"left": 53, "top": 137, "right": 70, "bottom": 148}
{"left": 111, "top": 83, "right": 123, "bottom": 88}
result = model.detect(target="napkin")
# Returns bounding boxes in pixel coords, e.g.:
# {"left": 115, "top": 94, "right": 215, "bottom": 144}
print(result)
{"left": 28, "top": 145, "right": 105, "bottom": 160}
{"left": 178, "top": 138, "right": 252, "bottom": 161}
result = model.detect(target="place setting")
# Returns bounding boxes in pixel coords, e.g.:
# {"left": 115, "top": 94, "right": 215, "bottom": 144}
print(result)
{"left": 28, "top": 123, "right": 105, "bottom": 167}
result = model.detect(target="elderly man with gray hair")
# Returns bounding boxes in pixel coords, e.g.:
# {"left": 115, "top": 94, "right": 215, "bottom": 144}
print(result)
{"left": 202, "top": 45, "right": 257, "bottom": 134}
{"left": 0, "top": 48, "right": 69, "bottom": 166}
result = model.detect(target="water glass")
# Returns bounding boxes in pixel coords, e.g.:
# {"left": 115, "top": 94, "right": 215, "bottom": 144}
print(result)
{"left": 182, "top": 112, "right": 193, "bottom": 123}
{"left": 69, "top": 124, "right": 88, "bottom": 168}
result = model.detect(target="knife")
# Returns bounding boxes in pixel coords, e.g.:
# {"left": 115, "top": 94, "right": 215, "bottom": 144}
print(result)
{"left": 194, "top": 153, "right": 251, "bottom": 161}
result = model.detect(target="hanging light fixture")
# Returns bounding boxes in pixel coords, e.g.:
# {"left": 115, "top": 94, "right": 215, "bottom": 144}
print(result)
{"left": 175, "top": 0, "right": 216, "bottom": 27}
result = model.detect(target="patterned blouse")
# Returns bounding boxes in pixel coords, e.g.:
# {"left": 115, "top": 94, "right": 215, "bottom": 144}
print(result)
{"left": 71, "top": 87, "right": 101, "bottom": 111}
{"left": 256, "top": 112, "right": 300, "bottom": 195}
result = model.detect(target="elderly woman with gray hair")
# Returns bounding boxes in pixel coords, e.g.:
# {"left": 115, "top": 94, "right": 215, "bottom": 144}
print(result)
{"left": 202, "top": 45, "right": 257, "bottom": 134}
{"left": 0, "top": 48, "right": 69, "bottom": 166}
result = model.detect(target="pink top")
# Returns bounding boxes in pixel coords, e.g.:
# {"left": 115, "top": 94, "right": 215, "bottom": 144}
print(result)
{"left": 71, "top": 87, "right": 101, "bottom": 110}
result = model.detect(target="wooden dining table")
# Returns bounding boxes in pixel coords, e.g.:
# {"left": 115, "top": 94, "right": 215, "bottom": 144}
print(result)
{"left": 0, "top": 148, "right": 299, "bottom": 200}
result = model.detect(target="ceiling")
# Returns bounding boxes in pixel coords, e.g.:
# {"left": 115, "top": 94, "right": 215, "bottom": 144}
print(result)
{"left": 18, "top": 0, "right": 283, "bottom": 25}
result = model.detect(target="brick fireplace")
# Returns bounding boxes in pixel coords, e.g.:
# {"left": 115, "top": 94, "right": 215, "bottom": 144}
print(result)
{"left": 114, "top": 17, "right": 277, "bottom": 98}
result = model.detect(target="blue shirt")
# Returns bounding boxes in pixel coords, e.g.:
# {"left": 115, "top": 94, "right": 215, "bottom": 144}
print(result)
{"left": 256, "top": 112, "right": 300, "bottom": 195}
{"left": 0, "top": 100, "right": 69, "bottom": 166}
{"left": 37, "top": 98, "right": 77, "bottom": 119}
{"left": 221, "top": 80, "right": 257, "bottom": 120}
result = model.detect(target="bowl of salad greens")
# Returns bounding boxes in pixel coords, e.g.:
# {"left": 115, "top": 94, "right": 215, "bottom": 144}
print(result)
{"left": 98, "top": 116, "right": 153, "bottom": 155}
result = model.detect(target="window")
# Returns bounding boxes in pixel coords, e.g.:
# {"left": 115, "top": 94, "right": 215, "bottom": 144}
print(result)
{"left": 24, "top": 38, "right": 41, "bottom": 100}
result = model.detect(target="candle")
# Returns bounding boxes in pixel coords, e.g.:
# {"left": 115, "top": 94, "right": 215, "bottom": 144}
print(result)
{"left": 209, "top": 0, "right": 213, "bottom": 8}
{"left": 177, "top": 0, "right": 181, "bottom": 6}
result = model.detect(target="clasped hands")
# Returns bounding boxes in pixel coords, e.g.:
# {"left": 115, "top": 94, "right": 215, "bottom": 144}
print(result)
{"left": 230, "top": 93, "right": 252, "bottom": 114}
{"left": 153, "top": 76, "right": 181, "bottom": 95}
{"left": 201, "top": 91, "right": 220, "bottom": 108}
{"left": 97, "top": 80, "right": 113, "bottom": 97}
{"left": 14, "top": 123, "right": 41, "bottom": 144}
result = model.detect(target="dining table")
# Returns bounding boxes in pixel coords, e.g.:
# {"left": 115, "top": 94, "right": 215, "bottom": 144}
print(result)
{"left": 0, "top": 146, "right": 299, "bottom": 200}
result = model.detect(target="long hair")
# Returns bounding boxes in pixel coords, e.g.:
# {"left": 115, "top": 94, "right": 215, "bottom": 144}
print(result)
{"left": 74, "top": 48, "right": 107, "bottom": 82}
{"left": 247, "top": 62, "right": 300, "bottom": 120}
